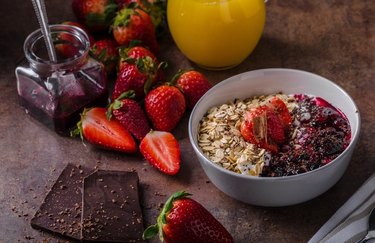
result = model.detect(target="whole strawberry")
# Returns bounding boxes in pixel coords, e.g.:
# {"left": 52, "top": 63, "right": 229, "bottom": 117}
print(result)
{"left": 115, "top": 0, "right": 167, "bottom": 36}
{"left": 72, "top": 0, "right": 118, "bottom": 32}
{"left": 173, "top": 70, "right": 212, "bottom": 109}
{"left": 54, "top": 21, "right": 94, "bottom": 58}
{"left": 140, "top": 130, "right": 180, "bottom": 175}
{"left": 112, "top": 55, "right": 160, "bottom": 100}
{"left": 90, "top": 39, "right": 118, "bottom": 73}
{"left": 112, "top": 7, "right": 158, "bottom": 53}
{"left": 71, "top": 107, "right": 137, "bottom": 153}
{"left": 61, "top": 21, "right": 95, "bottom": 45}
{"left": 118, "top": 45, "right": 158, "bottom": 73}
{"left": 143, "top": 191, "right": 234, "bottom": 243}
{"left": 145, "top": 85, "right": 186, "bottom": 132}
{"left": 107, "top": 91, "right": 151, "bottom": 141}
{"left": 115, "top": 0, "right": 144, "bottom": 9}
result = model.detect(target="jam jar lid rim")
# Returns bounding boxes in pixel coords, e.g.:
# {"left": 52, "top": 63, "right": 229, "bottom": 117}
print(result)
{"left": 23, "top": 24, "right": 90, "bottom": 69}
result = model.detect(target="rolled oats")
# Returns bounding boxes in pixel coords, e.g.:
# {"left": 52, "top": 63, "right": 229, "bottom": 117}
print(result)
{"left": 198, "top": 94, "right": 295, "bottom": 176}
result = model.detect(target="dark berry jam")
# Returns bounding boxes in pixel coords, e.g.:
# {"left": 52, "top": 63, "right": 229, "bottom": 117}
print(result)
{"left": 260, "top": 94, "right": 351, "bottom": 177}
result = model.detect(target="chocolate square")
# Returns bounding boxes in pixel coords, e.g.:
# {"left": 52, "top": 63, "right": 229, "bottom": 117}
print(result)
{"left": 31, "top": 163, "right": 93, "bottom": 240}
{"left": 81, "top": 170, "right": 145, "bottom": 242}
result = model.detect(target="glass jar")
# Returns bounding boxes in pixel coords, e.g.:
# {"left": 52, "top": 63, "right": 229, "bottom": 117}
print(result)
{"left": 167, "top": 0, "right": 266, "bottom": 70}
{"left": 15, "top": 24, "right": 108, "bottom": 135}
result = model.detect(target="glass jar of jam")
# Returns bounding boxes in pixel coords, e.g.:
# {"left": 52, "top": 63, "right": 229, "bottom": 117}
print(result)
{"left": 15, "top": 24, "right": 108, "bottom": 135}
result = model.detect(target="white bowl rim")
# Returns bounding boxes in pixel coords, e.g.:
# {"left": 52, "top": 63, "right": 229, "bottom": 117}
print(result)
{"left": 188, "top": 68, "right": 361, "bottom": 182}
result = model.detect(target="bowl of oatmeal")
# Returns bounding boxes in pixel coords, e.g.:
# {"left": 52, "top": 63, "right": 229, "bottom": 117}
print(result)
{"left": 188, "top": 68, "right": 360, "bottom": 206}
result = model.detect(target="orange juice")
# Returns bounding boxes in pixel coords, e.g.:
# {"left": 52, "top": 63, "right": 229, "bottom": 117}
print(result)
{"left": 167, "top": 0, "right": 266, "bottom": 69}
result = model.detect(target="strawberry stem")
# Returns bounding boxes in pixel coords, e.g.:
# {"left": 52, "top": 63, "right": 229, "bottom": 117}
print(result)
{"left": 70, "top": 108, "right": 90, "bottom": 139}
{"left": 106, "top": 90, "right": 136, "bottom": 120}
{"left": 143, "top": 191, "right": 191, "bottom": 241}
{"left": 170, "top": 69, "right": 185, "bottom": 86}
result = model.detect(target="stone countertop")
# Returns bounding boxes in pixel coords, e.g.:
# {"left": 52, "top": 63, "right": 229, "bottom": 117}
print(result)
{"left": 0, "top": 0, "right": 374, "bottom": 242}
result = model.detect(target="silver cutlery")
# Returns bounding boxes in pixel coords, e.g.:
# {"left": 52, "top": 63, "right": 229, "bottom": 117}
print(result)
{"left": 359, "top": 207, "right": 375, "bottom": 242}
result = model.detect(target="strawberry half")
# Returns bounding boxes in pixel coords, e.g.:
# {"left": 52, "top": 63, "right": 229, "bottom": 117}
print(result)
{"left": 143, "top": 191, "right": 234, "bottom": 243}
{"left": 144, "top": 85, "right": 186, "bottom": 132}
{"left": 107, "top": 90, "right": 151, "bottom": 141}
{"left": 240, "top": 106, "right": 287, "bottom": 153}
{"left": 71, "top": 107, "right": 137, "bottom": 153}
{"left": 139, "top": 130, "right": 180, "bottom": 175}
{"left": 173, "top": 70, "right": 212, "bottom": 109}
{"left": 266, "top": 96, "right": 292, "bottom": 129}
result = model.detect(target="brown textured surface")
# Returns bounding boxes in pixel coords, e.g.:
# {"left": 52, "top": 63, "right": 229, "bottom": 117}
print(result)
{"left": 0, "top": 0, "right": 374, "bottom": 242}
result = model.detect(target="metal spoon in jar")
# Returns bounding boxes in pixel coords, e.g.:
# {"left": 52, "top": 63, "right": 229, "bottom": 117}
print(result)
{"left": 359, "top": 207, "right": 375, "bottom": 242}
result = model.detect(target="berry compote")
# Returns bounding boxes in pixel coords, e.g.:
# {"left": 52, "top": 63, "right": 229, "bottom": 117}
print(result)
{"left": 260, "top": 94, "right": 351, "bottom": 177}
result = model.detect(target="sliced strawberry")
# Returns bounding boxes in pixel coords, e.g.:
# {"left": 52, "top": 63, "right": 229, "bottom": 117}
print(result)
{"left": 240, "top": 105, "right": 287, "bottom": 153}
{"left": 266, "top": 96, "right": 292, "bottom": 128}
{"left": 71, "top": 107, "right": 137, "bottom": 153}
{"left": 139, "top": 130, "right": 180, "bottom": 175}
{"left": 266, "top": 111, "right": 286, "bottom": 144}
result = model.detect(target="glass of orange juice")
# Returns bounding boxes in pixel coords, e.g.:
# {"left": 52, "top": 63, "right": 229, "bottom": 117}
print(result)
{"left": 167, "top": 0, "right": 266, "bottom": 70}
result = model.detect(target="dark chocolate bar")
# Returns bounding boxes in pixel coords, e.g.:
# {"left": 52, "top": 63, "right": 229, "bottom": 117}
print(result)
{"left": 81, "top": 170, "right": 145, "bottom": 242}
{"left": 31, "top": 163, "right": 93, "bottom": 240}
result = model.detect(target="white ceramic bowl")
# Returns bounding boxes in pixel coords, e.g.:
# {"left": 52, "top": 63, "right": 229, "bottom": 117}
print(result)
{"left": 188, "top": 68, "right": 360, "bottom": 207}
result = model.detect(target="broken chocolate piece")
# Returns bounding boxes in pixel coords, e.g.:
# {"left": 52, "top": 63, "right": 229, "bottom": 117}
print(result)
{"left": 31, "top": 163, "right": 93, "bottom": 240}
{"left": 82, "top": 170, "right": 145, "bottom": 242}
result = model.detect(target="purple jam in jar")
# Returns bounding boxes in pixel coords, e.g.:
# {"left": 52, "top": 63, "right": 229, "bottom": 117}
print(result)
{"left": 260, "top": 94, "right": 351, "bottom": 177}
{"left": 15, "top": 25, "right": 108, "bottom": 136}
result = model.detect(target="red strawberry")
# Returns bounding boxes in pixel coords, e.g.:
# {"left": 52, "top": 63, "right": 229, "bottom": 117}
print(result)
{"left": 115, "top": 0, "right": 144, "bottom": 9}
{"left": 71, "top": 107, "right": 137, "bottom": 153}
{"left": 139, "top": 130, "right": 180, "bottom": 175}
{"left": 173, "top": 70, "right": 212, "bottom": 109}
{"left": 240, "top": 106, "right": 287, "bottom": 153}
{"left": 144, "top": 85, "right": 186, "bottom": 132}
{"left": 143, "top": 191, "right": 234, "bottom": 243}
{"left": 264, "top": 111, "right": 286, "bottom": 144}
{"left": 118, "top": 45, "right": 158, "bottom": 73}
{"left": 112, "top": 55, "right": 161, "bottom": 100}
{"left": 107, "top": 91, "right": 151, "bottom": 141}
{"left": 72, "top": 0, "right": 118, "bottom": 32}
{"left": 112, "top": 7, "right": 158, "bottom": 53}
{"left": 116, "top": 0, "right": 167, "bottom": 38}
{"left": 266, "top": 96, "right": 292, "bottom": 129}
{"left": 61, "top": 21, "right": 95, "bottom": 45}
{"left": 55, "top": 21, "right": 93, "bottom": 59}
{"left": 90, "top": 39, "right": 118, "bottom": 73}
